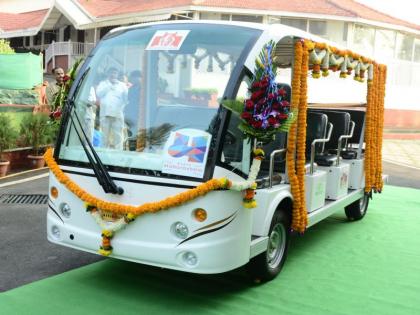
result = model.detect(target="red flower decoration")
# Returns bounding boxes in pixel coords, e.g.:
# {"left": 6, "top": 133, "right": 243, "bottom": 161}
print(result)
{"left": 245, "top": 100, "right": 254, "bottom": 110}
{"left": 278, "top": 88, "right": 287, "bottom": 97}
{"left": 268, "top": 117, "right": 277, "bottom": 126}
{"left": 241, "top": 112, "right": 252, "bottom": 121}
{"left": 63, "top": 75, "right": 70, "bottom": 82}
{"left": 53, "top": 110, "right": 62, "bottom": 119}
{"left": 252, "top": 120, "right": 263, "bottom": 129}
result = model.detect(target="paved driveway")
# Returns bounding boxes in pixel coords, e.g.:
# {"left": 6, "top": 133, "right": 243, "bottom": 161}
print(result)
{"left": 0, "top": 176, "right": 103, "bottom": 292}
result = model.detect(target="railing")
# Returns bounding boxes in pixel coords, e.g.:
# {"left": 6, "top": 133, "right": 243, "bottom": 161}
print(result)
{"left": 44, "top": 41, "right": 95, "bottom": 71}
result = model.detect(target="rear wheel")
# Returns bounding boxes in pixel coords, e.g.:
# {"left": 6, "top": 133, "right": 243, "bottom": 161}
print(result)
{"left": 345, "top": 194, "right": 369, "bottom": 220}
{"left": 247, "top": 210, "right": 291, "bottom": 282}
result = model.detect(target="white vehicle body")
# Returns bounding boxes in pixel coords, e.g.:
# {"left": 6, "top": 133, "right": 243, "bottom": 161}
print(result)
{"left": 47, "top": 20, "right": 371, "bottom": 276}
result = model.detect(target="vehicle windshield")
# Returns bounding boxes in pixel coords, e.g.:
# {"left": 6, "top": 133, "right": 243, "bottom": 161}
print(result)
{"left": 58, "top": 24, "right": 260, "bottom": 180}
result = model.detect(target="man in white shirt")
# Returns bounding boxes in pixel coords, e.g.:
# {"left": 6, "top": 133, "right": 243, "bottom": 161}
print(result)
{"left": 82, "top": 86, "right": 97, "bottom": 143}
{"left": 96, "top": 68, "right": 128, "bottom": 149}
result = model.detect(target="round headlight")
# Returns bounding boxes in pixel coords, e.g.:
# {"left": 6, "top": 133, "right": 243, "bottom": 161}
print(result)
{"left": 60, "top": 203, "right": 71, "bottom": 218}
{"left": 182, "top": 251, "right": 198, "bottom": 267}
{"left": 172, "top": 221, "right": 189, "bottom": 239}
{"left": 51, "top": 225, "right": 60, "bottom": 239}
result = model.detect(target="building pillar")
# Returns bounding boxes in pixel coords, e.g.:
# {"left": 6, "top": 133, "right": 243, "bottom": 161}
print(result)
{"left": 52, "top": 41, "right": 55, "bottom": 69}
{"left": 41, "top": 31, "right": 45, "bottom": 50}
{"left": 59, "top": 27, "right": 65, "bottom": 42}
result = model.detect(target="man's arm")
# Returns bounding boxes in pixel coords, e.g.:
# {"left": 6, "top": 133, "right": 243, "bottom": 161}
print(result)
{"left": 96, "top": 81, "right": 109, "bottom": 99}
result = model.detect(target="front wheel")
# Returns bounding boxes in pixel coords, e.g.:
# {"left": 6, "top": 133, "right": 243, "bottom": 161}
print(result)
{"left": 345, "top": 194, "right": 370, "bottom": 221}
{"left": 247, "top": 210, "right": 291, "bottom": 282}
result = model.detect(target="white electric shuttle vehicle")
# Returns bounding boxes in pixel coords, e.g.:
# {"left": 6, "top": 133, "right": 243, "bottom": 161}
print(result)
{"left": 47, "top": 21, "right": 379, "bottom": 281}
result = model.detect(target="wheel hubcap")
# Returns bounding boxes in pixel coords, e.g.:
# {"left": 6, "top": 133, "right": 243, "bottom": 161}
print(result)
{"left": 360, "top": 196, "right": 367, "bottom": 214}
{"left": 267, "top": 223, "right": 286, "bottom": 268}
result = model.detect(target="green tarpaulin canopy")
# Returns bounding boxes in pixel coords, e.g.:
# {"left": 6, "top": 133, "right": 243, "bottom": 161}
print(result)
{"left": 0, "top": 53, "right": 42, "bottom": 89}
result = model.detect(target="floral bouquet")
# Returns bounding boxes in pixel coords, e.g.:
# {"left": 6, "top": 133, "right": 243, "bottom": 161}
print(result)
{"left": 50, "top": 58, "right": 84, "bottom": 120}
{"left": 223, "top": 40, "right": 295, "bottom": 144}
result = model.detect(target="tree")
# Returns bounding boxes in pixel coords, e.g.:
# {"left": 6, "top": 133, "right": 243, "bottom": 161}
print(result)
{"left": 0, "top": 39, "right": 15, "bottom": 54}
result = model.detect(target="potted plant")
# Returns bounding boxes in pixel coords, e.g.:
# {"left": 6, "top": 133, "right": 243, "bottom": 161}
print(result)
{"left": 0, "top": 113, "right": 18, "bottom": 177}
{"left": 20, "top": 113, "right": 54, "bottom": 169}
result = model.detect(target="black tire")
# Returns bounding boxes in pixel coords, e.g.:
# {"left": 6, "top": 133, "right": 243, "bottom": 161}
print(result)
{"left": 345, "top": 194, "right": 369, "bottom": 221}
{"left": 247, "top": 210, "right": 291, "bottom": 283}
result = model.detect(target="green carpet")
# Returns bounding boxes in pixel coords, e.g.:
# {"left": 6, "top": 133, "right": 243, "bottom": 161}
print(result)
{"left": 1, "top": 185, "right": 420, "bottom": 315}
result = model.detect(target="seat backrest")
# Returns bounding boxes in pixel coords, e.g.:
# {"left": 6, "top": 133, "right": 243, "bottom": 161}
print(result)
{"left": 309, "top": 108, "right": 365, "bottom": 145}
{"left": 312, "top": 110, "right": 350, "bottom": 151}
{"left": 306, "top": 111, "right": 328, "bottom": 159}
{"left": 343, "top": 109, "right": 365, "bottom": 145}
{"left": 260, "top": 132, "right": 288, "bottom": 171}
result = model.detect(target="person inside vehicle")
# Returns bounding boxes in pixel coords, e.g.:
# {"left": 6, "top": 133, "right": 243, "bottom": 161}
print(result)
{"left": 96, "top": 67, "right": 128, "bottom": 150}
{"left": 125, "top": 70, "right": 142, "bottom": 138}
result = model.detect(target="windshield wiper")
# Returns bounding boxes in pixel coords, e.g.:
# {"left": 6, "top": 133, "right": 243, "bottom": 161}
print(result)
{"left": 64, "top": 66, "right": 123, "bottom": 195}
{"left": 68, "top": 103, "right": 124, "bottom": 195}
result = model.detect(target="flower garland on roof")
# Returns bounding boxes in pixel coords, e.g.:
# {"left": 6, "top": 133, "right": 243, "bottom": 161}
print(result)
{"left": 286, "top": 39, "right": 386, "bottom": 233}
{"left": 303, "top": 40, "right": 385, "bottom": 195}
{"left": 44, "top": 147, "right": 264, "bottom": 256}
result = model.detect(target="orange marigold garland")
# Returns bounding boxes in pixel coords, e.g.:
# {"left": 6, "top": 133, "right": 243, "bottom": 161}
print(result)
{"left": 364, "top": 62, "right": 386, "bottom": 193}
{"left": 44, "top": 147, "right": 263, "bottom": 255}
{"left": 287, "top": 40, "right": 305, "bottom": 232}
{"left": 296, "top": 42, "right": 309, "bottom": 228}
{"left": 364, "top": 64, "right": 374, "bottom": 192}
{"left": 375, "top": 65, "right": 386, "bottom": 191}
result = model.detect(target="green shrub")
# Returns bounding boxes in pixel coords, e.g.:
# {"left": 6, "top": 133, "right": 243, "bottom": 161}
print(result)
{"left": 0, "top": 113, "right": 18, "bottom": 161}
{"left": 20, "top": 113, "right": 55, "bottom": 155}
{"left": 0, "top": 39, "right": 14, "bottom": 54}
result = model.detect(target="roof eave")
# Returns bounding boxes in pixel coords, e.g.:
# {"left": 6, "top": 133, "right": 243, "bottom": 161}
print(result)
{"left": 76, "top": 7, "right": 184, "bottom": 29}
{"left": 192, "top": 5, "right": 420, "bottom": 34}
{"left": 0, "top": 27, "right": 40, "bottom": 38}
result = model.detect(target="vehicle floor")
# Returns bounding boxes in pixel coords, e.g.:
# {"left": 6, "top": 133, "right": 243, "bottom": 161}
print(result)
{"left": 1, "top": 185, "right": 419, "bottom": 315}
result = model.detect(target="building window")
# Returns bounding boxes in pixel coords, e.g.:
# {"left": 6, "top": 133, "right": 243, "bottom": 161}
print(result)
{"left": 170, "top": 12, "right": 194, "bottom": 20}
{"left": 414, "top": 38, "right": 420, "bottom": 63}
{"left": 309, "top": 20, "right": 327, "bottom": 36}
{"left": 100, "top": 26, "right": 114, "bottom": 38}
{"left": 221, "top": 14, "right": 230, "bottom": 21}
{"left": 281, "top": 18, "right": 307, "bottom": 31}
{"left": 231, "top": 15, "right": 263, "bottom": 23}
{"left": 34, "top": 32, "right": 42, "bottom": 45}
{"left": 44, "top": 30, "right": 56, "bottom": 44}
{"left": 64, "top": 26, "right": 71, "bottom": 41}
{"left": 25, "top": 36, "right": 30, "bottom": 46}
{"left": 374, "top": 29, "right": 396, "bottom": 60}
{"left": 9, "top": 37, "right": 23, "bottom": 48}
{"left": 353, "top": 24, "right": 375, "bottom": 56}
{"left": 268, "top": 16, "right": 281, "bottom": 24}
{"left": 396, "top": 32, "right": 414, "bottom": 61}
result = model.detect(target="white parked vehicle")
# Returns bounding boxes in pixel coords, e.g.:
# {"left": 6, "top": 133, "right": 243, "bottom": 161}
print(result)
{"left": 46, "top": 20, "right": 385, "bottom": 282}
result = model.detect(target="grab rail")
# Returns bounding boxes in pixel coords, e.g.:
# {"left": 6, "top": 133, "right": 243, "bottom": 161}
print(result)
{"left": 310, "top": 122, "right": 333, "bottom": 175}
{"left": 336, "top": 120, "right": 355, "bottom": 166}
{"left": 269, "top": 148, "right": 287, "bottom": 188}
